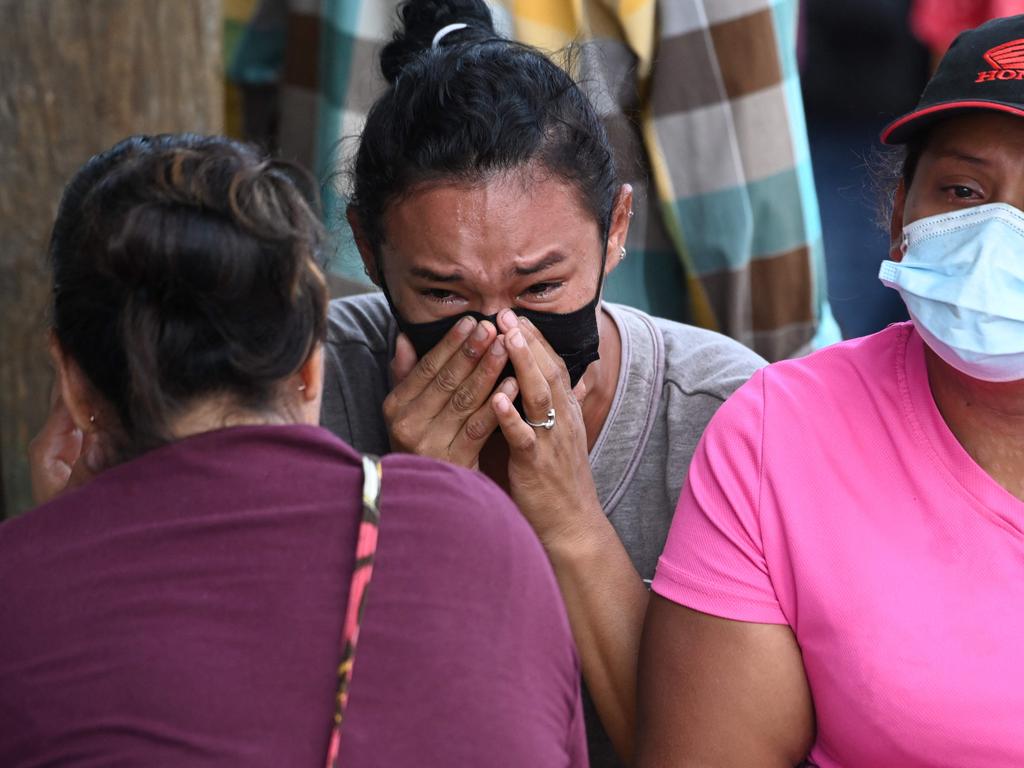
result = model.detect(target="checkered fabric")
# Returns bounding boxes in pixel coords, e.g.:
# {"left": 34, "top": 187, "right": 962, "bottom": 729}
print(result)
{"left": 502, "top": 0, "right": 840, "bottom": 358}
{"left": 223, "top": 0, "right": 261, "bottom": 138}
{"left": 229, "top": 0, "right": 840, "bottom": 359}
{"left": 230, "top": 0, "right": 397, "bottom": 279}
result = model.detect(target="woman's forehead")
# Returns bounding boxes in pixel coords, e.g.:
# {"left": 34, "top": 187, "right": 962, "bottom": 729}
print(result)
{"left": 924, "top": 112, "right": 1024, "bottom": 161}
{"left": 382, "top": 172, "right": 602, "bottom": 270}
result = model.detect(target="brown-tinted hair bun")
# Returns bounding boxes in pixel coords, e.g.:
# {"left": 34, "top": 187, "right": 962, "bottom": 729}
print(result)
{"left": 49, "top": 133, "right": 329, "bottom": 456}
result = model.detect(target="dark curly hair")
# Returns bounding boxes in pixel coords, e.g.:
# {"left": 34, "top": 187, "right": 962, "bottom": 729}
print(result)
{"left": 49, "top": 133, "right": 328, "bottom": 457}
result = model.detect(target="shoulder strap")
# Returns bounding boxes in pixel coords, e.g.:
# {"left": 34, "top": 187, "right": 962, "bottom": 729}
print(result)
{"left": 324, "top": 454, "right": 383, "bottom": 768}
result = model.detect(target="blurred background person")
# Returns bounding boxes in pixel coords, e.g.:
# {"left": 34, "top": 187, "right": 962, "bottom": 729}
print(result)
{"left": 802, "top": 0, "right": 927, "bottom": 338}
{"left": 912, "top": 0, "right": 1024, "bottom": 66}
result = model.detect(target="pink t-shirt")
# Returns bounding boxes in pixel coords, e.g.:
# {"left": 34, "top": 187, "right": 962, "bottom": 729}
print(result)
{"left": 653, "top": 322, "right": 1024, "bottom": 766}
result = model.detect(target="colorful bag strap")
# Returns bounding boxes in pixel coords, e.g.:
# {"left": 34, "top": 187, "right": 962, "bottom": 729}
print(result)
{"left": 324, "top": 454, "right": 383, "bottom": 768}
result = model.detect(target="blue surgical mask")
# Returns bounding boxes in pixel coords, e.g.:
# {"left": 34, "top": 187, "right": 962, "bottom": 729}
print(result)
{"left": 879, "top": 202, "right": 1024, "bottom": 383}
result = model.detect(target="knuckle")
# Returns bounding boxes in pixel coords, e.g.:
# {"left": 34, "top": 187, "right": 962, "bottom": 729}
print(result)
{"left": 548, "top": 365, "right": 570, "bottom": 392}
{"left": 382, "top": 393, "right": 405, "bottom": 423}
{"left": 541, "top": 360, "right": 562, "bottom": 384}
{"left": 463, "top": 416, "right": 491, "bottom": 442}
{"left": 526, "top": 391, "right": 552, "bottom": 414}
{"left": 556, "top": 365, "right": 571, "bottom": 388}
{"left": 388, "top": 418, "right": 414, "bottom": 448}
{"left": 432, "top": 366, "right": 460, "bottom": 394}
{"left": 513, "top": 432, "right": 536, "bottom": 452}
{"left": 450, "top": 384, "right": 477, "bottom": 414}
{"left": 415, "top": 354, "right": 441, "bottom": 382}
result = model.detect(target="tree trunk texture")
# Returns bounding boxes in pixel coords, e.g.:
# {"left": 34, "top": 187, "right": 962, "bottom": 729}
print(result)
{"left": 0, "top": 0, "right": 223, "bottom": 517}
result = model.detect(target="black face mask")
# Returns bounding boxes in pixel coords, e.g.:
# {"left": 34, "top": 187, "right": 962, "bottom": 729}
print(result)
{"left": 379, "top": 261, "right": 604, "bottom": 388}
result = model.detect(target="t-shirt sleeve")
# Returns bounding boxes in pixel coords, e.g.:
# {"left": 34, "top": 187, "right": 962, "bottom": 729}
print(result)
{"left": 652, "top": 368, "right": 788, "bottom": 625}
{"left": 320, "top": 295, "right": 393, "bottom": 455}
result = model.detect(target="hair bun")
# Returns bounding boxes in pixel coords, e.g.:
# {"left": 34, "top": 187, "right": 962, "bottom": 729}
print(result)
{"left": 49, "top": 134, "right": 329, "bottom": 456}
{"left": 380, "top": 0, "right": 497, "bottom": 84}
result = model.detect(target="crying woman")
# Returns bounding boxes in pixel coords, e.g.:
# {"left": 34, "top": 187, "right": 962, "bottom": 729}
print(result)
{"left": 319, "top": 1, "right": 763, "bottom": 766}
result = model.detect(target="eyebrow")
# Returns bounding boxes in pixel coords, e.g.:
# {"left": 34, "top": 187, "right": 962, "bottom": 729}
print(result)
{"left": 509, "top": 252, "right": 566, "bottom": 277}
{"left": 409, "top": 266, "right": 463, "bottom": 283}
{"left": 931, "top": 148, "right": 991, "bottom": 166}
{"left": 407, "top": 252, "right": 568, "bottom": 283}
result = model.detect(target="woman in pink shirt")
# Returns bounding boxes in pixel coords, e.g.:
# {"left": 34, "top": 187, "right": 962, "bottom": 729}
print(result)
{"left": 636, "top": 15, "right": 1024, "bottom": 767}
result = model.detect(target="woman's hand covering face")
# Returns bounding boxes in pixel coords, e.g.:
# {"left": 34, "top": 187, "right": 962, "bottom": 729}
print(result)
{"left": 383, "top": 304, "right": 604, "bottom": 548}
{"left": 490, "top": 310, "right": 601, "bottom": 547}
{"left": 383, "top": 316, "right": 518, "bottom": 470}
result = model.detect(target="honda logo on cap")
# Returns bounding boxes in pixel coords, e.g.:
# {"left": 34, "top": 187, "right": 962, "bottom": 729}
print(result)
{"left": 977, "top": 39, "right": 1024, "bottom": 81}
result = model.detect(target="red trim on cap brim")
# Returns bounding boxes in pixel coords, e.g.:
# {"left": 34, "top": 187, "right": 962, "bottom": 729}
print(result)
{"left": 881, "top": 100, "right": 1024, "bottom": 144}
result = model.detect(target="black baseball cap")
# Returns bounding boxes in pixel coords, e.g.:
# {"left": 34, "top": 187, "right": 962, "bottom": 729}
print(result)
{"left": 882, "top": 14, "right": 1024, "bottom": 144}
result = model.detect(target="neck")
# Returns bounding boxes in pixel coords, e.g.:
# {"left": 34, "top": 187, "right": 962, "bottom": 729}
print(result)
{"left": 167, "top": 396, "right": 292, "bottom": 441}
{"left": 579, "top": 304, "right": 622, "bottom": 449}
{"left": 926, "top": 348, "right": 1024, "bottom": 501}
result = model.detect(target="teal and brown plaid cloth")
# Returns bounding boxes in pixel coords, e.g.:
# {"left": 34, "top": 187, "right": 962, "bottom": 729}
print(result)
{"left": 229, "top": 0, "right": 840, "bottom": 360}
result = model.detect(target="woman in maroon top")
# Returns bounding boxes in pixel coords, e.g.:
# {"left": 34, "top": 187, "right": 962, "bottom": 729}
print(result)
{"left": 0, "top": 134, "right": 587, "bottom": 767}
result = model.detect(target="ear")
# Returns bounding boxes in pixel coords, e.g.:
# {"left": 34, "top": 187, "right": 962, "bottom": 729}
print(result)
{"left": 294, "top": 343, "right": 325, "bottom": 425}
{"left": 49, "top": 335, "right": 99, "bottom": 433}
{"left": 889, "top": 180, "right": 907, "bottom": 263}
{"left": 347, "top": 205, "right": 381, "bottom": 285}
{"left": 298, "top": 343, "right": 325, "bottom": 402}
{"left": 604, "top": 183, "right": 634, "bottom": 276}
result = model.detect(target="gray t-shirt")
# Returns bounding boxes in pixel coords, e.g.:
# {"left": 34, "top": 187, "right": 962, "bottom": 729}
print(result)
{"left": 320, "top": 293, "right": 765, "bottom": 765}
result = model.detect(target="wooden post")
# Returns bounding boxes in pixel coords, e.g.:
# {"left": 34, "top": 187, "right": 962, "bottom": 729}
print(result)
{"left": 0, "top": 0, "right": 223, "bottom": 517}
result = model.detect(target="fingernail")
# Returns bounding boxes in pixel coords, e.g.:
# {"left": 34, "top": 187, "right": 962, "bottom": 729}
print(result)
{"left": 472, "top": 321, "right": 490, "bottom": 342}
{"left": 457, "top": 316, "right": 476, "bottom": 335}
{"left": 500, "top": 309, "right": 519, "bottom": 327}
{"left": 508, "top": 329, "right": 526, "bottom": 349}
{"left": 490, "top": 337, "right": 506, "bottom": 356}
{"left": 500, "top": 376, "right": 518, "bottom": 394}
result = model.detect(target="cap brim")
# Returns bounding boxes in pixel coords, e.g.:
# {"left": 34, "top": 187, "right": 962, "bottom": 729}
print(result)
{"left": 881, "top": 100, "right": 1024, "bottom": 144}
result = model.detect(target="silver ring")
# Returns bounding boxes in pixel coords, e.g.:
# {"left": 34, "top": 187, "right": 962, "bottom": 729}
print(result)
{"left": 524, "top": 408, "right": 556, "bottom": 430}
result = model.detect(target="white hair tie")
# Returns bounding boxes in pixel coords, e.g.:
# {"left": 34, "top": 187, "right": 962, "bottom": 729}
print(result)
{"left": 432, "top": 22, "right": 469, "bottom": 48}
